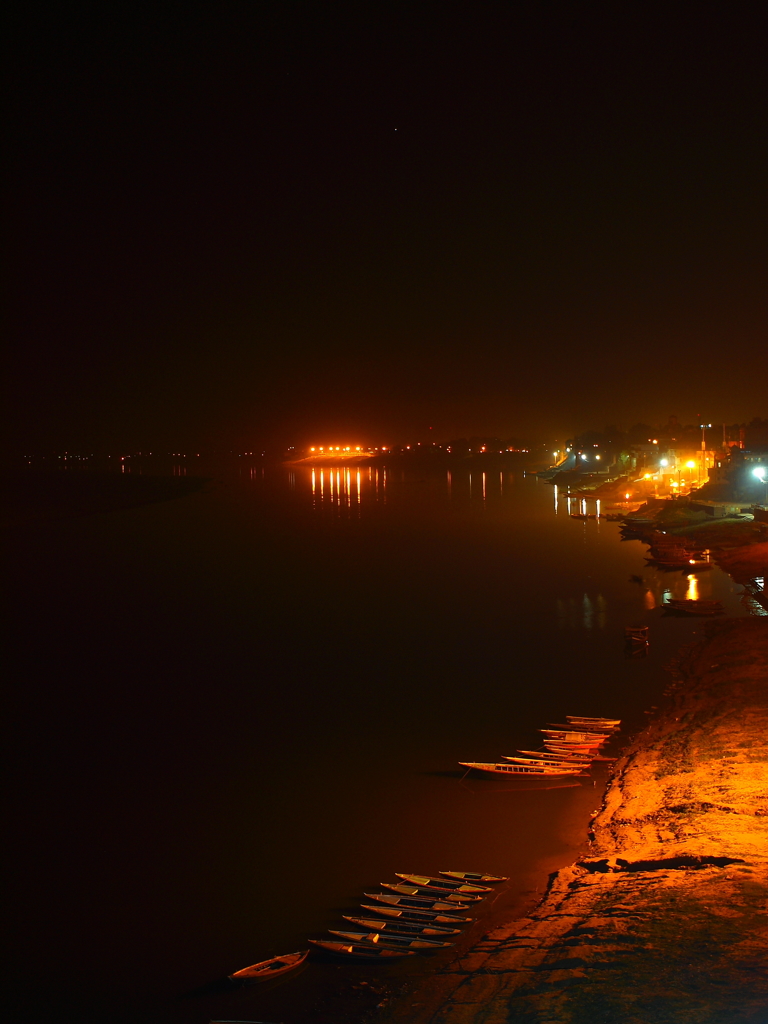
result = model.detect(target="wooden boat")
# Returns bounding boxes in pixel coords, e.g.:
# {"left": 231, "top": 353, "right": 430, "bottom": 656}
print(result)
{"left": 545, "top": 722, "right": 615, "bottom": 735}
{"left": 459, "top": 761, "right": 584, "bottom": 776}
{"left": 504, "top": 755, "right": 592, "bottom": 768}
{"left": 308, "top": 939, "right": 415, "bottom": 960}
{"left": 359, "top": 902, "right": 473, "bottom": 924}
{"left": 439, "top": 870, "right": 509, "bottom": 884}
{"left": 663, "top": 598, "right": 724, "bottom": 616}
{"left": 539, "top": 730, "right": 609, "bottom": 743}
{"left": 394, "top": 873, "right": 492, "bottom": 894}
{"left": 328, "top": 929, "right": 453, "bottom": 950}
{"left": 544, "top": 741, "right": 604, "bottom": 753}
{"left": 380, "top": 882, "right": 483, "bottom": 902}
{"left": 516, "top": 748, "right": 593, "bottom": 762}
{"left": 343, "top": 915, "right": 461, "bottom": 937}
{"left": 228, "top": 949, "right": 309, "bottom": 982}
{"left": 363, "top": 892, "right": 473, "bottom": 913}
{"left": 566, "top": 716, "right": 621, "bottom": 727}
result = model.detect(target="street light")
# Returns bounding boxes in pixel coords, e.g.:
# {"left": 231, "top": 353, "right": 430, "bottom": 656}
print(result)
{"left": 753, "top": 466, "right": 768, "bottom": 504}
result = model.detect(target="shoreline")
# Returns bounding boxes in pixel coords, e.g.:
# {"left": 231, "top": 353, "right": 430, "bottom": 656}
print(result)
{"left": 376, "top": 618, "right": 768, "bottom": 1023}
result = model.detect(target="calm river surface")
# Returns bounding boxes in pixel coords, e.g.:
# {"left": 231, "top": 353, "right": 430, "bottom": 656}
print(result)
{"left": 7, "top": 461, "right": 752, "bottom": 1023}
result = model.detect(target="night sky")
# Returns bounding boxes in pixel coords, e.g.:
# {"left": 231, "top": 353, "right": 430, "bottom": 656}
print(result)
{"left": 6, "top": 2, "right": 767, "bottom": 452}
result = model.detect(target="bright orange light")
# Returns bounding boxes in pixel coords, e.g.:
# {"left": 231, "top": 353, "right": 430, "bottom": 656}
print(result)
{"left": 310, "top": 447, "right": 316, "bottom": 451}
{"left": 686, "top": 461, "right": 696, "bottom": 469}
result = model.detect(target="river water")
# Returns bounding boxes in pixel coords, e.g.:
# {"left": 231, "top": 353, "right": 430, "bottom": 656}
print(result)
{"left": 6, "top": 461, "right": 753, "bottom": 1023}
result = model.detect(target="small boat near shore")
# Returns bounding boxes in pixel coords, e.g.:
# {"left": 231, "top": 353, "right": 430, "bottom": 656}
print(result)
{"left": 663, "top": 598, "right": 724, "bottom": 616}
{"left": 544, "top": 741, "right": 603, "bottom": 753}
{"left": 459, "top": 761, "right": 585, "bottom": 776}
{"left": 395, "top": 873, "right": 491, "bottom": 894}
{"left": 380, "top": 882, "right": 483, "bottom": 902}
{"left": 539, "top": 729, "right": 609, "bottom": 743}
{"left": 309, "top": 939, "right": 415, "bottom": 960}
{"left": 545, "top": 722, "right": 615, "bottom": 735}
{"left": 566, "top": 716, "right": 621, "bottom": 728}
{"left": 516, "top": 748, "right": 593, "bottom": 761}
{"left": 328, "top": 929, "right": 453, "bottom": 950}
{"left": 439, "top": 870, "right": 509, "bottom": 884}
{"left": 359, "top": 902, "right": 473, "bottom": 924}
{"left": 364, "top": 892, "right": 473, "bottom": 913}
{"left": 504, "top": 755, "right": 592, "bottom": 768}
{"left": 343, "top": 915, "right": 462, "bottom": 937}
{"left": 228, "top": 949, "right": 309, "bottom": 983}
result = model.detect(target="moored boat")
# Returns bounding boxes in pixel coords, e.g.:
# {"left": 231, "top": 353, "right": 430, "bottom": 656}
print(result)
{"left": 308, "top": 939, "right": 415, "bottom": 960}
{"left": 439, "top": 870, "right": 509, "bottom": 883}
{"left": 228, "top": 949, "right": 309, "bottom": 982}
{"left": 503, "top": 755, "right": 592, "bottom": 768}
{"left": 380, "top": 882, "right": 483, "bottom": 902}
{"left": 328, "top": 929, "right": 453, "bottom": 950}
{"left": 394, "top": 873, "right": 491, "bottom": 894}
{"left": 544, "top": 742, "right": 603, "bottom": 753}
{"left": 459, "top": 761, "right": 585, "bottom": 776}
{"left": 343, "top": 915, "right": 461, "bottom": 937}
{"left": 363, "top": 892, "right": 473, "bottom": 913}
{"left": 566, "top": 716, "right": 621, "bottom": 727}
{"left": 540, "top": 729, "right": 609, "bottom": 743}
{"left": 663, "top": 598, "right": 724, "bottom": 616}
{"left": 439, "top": 870, "right": 508, "bottom": 883}
{"left": 516, "top": 748, "right": 593, "bottom": 761}
{"left": 359, "top": 902, "right": 473, "bottom": 924}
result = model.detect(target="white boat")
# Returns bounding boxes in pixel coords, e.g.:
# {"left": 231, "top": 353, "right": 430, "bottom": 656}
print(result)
{"left": 363, "top": 892, "right": 473, "bottom": 913}
{"left": 343, "top": 914, "right": 461, "bottom": 937}
{"left": 228, "top": 949, "right": 309, "bottom": 982}
{"left": 544, "top": 741, "right": 604, "bottom": 753}
{"left": 459, "top": 761, "right": 585, "bottom": 776}
{"left": 540, "top": 729, "right": 609, "bottom": 743}
{"left": 359, "top": 902, "right": 473, "bottom": 924}
{"left": 328, "top": 929, "right": 453, "bottom": 950}
{"left": 503, "top": 755, "right": 592, "bottom": 769}
{"left": 516, "top": 749, "right": 593, "bottom": 762}
{"left": 308, "top": 939, "right": 415, "bottom": 960}
{"left": 439, "top": 870, "right": 508, "bottom": 883}
{"left": 380, "top": 882, "right": 483, "bottom": 902}
{"left": 394, "top": 873, "right": 492, "bottom": 894}
{"left": 566, "top": 716, "right": 621, "bottom": 727}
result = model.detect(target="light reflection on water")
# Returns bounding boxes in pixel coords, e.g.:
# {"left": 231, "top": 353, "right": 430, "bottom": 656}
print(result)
{"left": 7, "top": 461, "right": 756, "bottom": 1024}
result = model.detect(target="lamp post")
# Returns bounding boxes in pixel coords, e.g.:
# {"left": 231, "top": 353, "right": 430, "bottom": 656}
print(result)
{"left": 753, "top": 466, "right": 768, "bottom": 505}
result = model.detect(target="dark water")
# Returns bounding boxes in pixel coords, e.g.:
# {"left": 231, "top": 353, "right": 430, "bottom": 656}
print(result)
{"left": 6, "top": 463, "right": 752, "bottom": 1023}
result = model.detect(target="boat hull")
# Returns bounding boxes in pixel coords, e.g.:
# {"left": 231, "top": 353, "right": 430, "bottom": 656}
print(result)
{"left": 328, "top": 929, "right": 453, "bottom": 949}
{"left": 439, "top": 870, "right": 508, "bottom": 884}
{"left": 343, "top": 915, "right": 461, "bottom": 937}
{"left": 380, "top": 882, "right": 483, "bottom": 902}
{"left": 309, "top": 939, "right": 415, "bottom": 960}
{"left": 395, "top": 873, "right": 491, "bottom": 894}
{"left": 228, "top": 949, "right": 309, "bottom": 982}
{"left": 364, "top": 892, "right": 473, "bottom": 913}
{"left": 359, "top": 903, "right": 473, "bottom": 924}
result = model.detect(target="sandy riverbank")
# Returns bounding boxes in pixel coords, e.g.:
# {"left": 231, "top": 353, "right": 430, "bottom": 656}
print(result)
{"left": 376, "top": 618, "right": 768, "bottom": 1023}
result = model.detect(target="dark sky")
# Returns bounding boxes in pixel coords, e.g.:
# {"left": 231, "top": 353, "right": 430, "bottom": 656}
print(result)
{"left": 6, "top": 2, "right": 767, "bottom": 450}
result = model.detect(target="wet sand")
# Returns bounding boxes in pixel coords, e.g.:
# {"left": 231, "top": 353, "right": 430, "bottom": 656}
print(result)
{"left": 377, "top": 617, "right": 768, "bottom": 1023}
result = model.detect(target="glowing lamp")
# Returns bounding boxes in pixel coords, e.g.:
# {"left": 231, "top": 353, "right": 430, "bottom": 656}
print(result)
{"left": 660, "top": 459, "right": 668, "bottom": 467}
{"left": 686, "top": 461, "right": 696, "bottom": 469}
{"left": 753, "top": 466, "right": 767, "bottom": 482}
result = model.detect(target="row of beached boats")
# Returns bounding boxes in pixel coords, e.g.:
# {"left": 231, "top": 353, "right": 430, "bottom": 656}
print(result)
{"left": 224, "top": 718, "right": 621, "bottom": 980}
{"left": 459, "top": 715, "right": 621, "bottom": 777}
{"left": 227, "top": 871, "right": 510, "bottom": 974}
